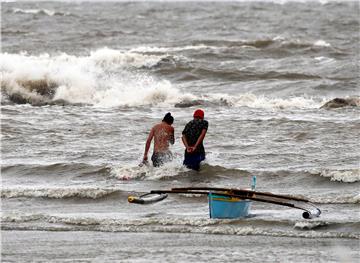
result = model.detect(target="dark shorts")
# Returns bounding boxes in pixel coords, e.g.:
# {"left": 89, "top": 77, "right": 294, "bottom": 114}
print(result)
{"left": 151, "top": 152, "right": 173, "bottom": 167}
{"left": 183, "top": 151, "right": 205, "bottom": 171}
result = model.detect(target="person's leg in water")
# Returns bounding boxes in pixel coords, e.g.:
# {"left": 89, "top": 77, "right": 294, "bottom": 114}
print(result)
{"left": 183, "top": 152, "right": 205, "bottom": 171}
{"left": 151, "top": 152, "right": 173, "bottom": 167}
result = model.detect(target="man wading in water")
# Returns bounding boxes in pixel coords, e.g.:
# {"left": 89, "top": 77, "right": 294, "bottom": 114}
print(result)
{"left": 143, "top": 113, "right": 175, "bottom": 167}
{"left": 182, "top": 109, "right": 208, "bottom": 170}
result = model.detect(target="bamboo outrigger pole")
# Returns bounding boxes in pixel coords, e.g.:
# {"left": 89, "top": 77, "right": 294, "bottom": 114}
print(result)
{"left": 128, "top": 187, "right": 321, "bottom": 219}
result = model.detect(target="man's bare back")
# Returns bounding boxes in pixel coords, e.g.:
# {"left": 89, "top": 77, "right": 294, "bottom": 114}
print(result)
{"left": 152, "top": 123, "right": 175, "bottom": 153}
{"left": 143, "top": 113, "right": 175, "bottom": 167}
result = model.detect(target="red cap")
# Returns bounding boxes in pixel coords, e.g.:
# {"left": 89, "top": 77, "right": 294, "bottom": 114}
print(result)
{"left": 193, "top": 109, "right": 204, "bottom": 119}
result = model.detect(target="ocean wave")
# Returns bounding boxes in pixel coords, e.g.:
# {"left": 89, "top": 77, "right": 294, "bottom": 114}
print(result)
{"left": 1, "top": 163, "right": 111, "bottom": 178}
{"left": 0, "top": 49, "right": 333, "bottom": 109}
{"left": 89, "top": 47, "right": 168, "bottom": 69}
{"left": 11, "top": 8, "right": 71, "bottom": 17}
{"left": 0, "top": 49, "right": 184, "bottom": 107}
{"left": 190, "top": 37, "right": 333, "bottom": 51}
{"left": 2, "top": 224, "right": 357, "bottom": 239}
{"left": 1, "top": 187, "right": 120, "bottom": 199}
{"left": 111, "top": 161, "right": 251, "bottom": 181}
{"left": 294, "top": 221, "right": 336, "bottom": 230}
{"left": 128, "top": 37, "right": 334, "bottom": 57}
{"left": 312, "top": 194, "right": 360, "bottom": 204}
{"left": 130, "top": 45, "right": 212, "bottom": 53}
{"left": 154, "top": 64, "right": 325, "bottom": 82}
{"left": 320, "top": 169, "right": 360, "bottom": 183}
{"left": 175, "top": 93, "right": 323, "bottom": 109}
{"left": 111, "top": 160, "right": 192, "bottom": 181}
{"left": 111, "top": 165, "right": 360, "bottom": 205}
{"left": 1, "top": 30, "right": 29, "bottom": 36}
{"left": 2, "top": 214, "right": 358, "bottom": 239}
{"left": 255, "top": 168, "right": 360, "bottom": 185}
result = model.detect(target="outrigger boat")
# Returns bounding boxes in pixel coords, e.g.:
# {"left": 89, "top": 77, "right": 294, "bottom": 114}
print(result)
{"left": 128, "top": 186, "right": 321, "bottom": 219}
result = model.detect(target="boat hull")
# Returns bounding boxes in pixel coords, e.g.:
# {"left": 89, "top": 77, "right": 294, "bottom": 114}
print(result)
{"left": 208, "top": 193, "right": 251, "bottom": 219}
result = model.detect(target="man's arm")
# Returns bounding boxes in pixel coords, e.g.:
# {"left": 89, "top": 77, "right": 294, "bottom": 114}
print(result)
{"left": 169, "top": 127, "right": 175, "bottom": 145}
{"left": 193, "top": 129, "right": 207, "bottom": 151}
{"left": 181, "top": 135, "right": 188, "bottom": 148}
{"left": 143, "top": 128, "right": 154, "bottom": 161}
{"left": 182, "top": 135, "right": 194, "bottom": 153}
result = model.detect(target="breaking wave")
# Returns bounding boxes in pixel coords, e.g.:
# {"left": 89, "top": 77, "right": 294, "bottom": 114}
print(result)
{"left": 189, "top": 37, "right": 333, "bottom": 50}
{"left": 4, "top": 183, "right": 355, "bottom": 205}
{"left": 130, "top": 38, "right": 333, "bottom": 53}
{"left": 1, "top": 187, "right": 121, "bottom": 199}
{"left": 2, "top": 213, "right": 359, "bottom": 239}
{"left": 112, "top": 162, "right": 255, "bottom": 182}
{"left": 320, "top": 169, "right": 360, "bottom": 183}
{"left": 0, "top": 48, "right": 345, "bottom": 110}
{"left": 10, "top": 8, "right": 71, "bottom": 16}
{"left": 110, "top": 159, "right": 194, "bottom": 181}
{"left": 0, "top": 49, "right": 184, "bottom": 107}
{"left": 1, "top": 163, "right": 111, "bottom": 177}
{"left": 175, "top": 93, "right": 323, "bottom": 109}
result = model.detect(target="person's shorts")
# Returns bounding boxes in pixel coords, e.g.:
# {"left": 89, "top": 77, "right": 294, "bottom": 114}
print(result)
{"left": 151, "top": 151, "right": 173, "bottom": 167}
{"left": 183, "top": 152, "right": 205, "bottom": 171}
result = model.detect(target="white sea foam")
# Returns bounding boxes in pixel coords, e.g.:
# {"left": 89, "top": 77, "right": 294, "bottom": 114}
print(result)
{"left": 11, "top": 8, "right": 70, "bottom": 16}
{"left": 12, "top": 8, "right": 56, "bottom": 16}
{"left": 2, "top": 213, "right": 359, "bottom": 239}
{"left": 205, "top": 93, "right": 322, "bottom": 109}
{"left": 0, "top": 49, "right": 186, "bottom": 107}
{"left": 89, "top": 47, "right": 163, "bottom": 68}
{"left": 314, "top": 40, "right": 331, "bottom": 47}
{"left": 294, "top": 221, "right": 330, "bottom": 230}
{"left": 1, "top": 186, "right": 119, "bottom": 199}
{"left": 320, "top": 169, "right": 360, "bottom": 183}
{"left": 130, "top": 38, "right": 331, "bottom": 53}
{"left": 130, "top": 45, "right": 212, "bottom": 53}
{"left": 111, "top": 157, "right": 188, "bottom": 181}
{"left": 0, "top": 49, "right": 325, "bottom": 109}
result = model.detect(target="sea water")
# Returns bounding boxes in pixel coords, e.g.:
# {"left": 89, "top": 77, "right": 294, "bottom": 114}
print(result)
{"left": 1, "top": 1, "right": 359, "bottom": 262}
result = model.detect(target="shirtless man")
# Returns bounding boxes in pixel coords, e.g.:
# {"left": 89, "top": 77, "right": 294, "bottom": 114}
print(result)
{"left": 143, "top": 113, "right": 175, "bottom": 167}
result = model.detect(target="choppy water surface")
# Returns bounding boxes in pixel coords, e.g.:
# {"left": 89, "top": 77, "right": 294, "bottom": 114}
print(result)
{"left": 1, "top": 1, "right": 360, "bottom": 262}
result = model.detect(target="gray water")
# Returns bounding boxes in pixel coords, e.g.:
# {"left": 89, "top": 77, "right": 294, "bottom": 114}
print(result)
{"left": 1, "top": 1, "right": 360, "bottom": 262}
